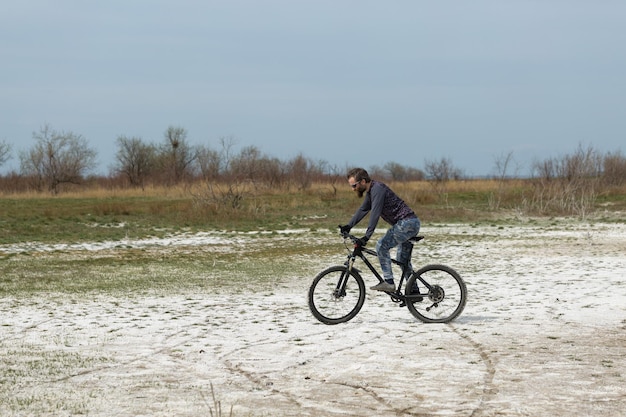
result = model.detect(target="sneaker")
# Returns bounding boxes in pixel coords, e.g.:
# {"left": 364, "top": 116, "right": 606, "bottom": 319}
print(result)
{"left": 370, "top": 281, "right": 395, "bottom": 292}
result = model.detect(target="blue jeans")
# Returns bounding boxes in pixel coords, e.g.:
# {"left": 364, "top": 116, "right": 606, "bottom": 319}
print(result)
{"left": 375, "top": 217, "right": 421, "bottom": 282}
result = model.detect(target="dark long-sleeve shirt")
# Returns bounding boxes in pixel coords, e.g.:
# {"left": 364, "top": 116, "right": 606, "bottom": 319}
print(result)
{"left": 347, "top": 180, "right": 417, "bottom": 240}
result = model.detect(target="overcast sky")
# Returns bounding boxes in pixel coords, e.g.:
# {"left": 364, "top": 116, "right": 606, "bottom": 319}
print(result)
{"left": 2, "top": 0, "right": 625, "bottom": 177}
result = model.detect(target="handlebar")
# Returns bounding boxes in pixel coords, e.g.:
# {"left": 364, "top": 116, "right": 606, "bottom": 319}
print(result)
{"left": 338, "top": 225, "right": 367, "bottom": 248}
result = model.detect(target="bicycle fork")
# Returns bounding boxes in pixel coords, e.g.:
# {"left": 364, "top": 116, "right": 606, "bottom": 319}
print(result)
{"left": 334, "top": 256, "right": 358, "bottom": 298}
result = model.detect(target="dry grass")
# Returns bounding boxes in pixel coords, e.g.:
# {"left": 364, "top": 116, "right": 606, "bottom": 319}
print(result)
{"left": 1, "top": 179, "right": 625, "bottom": 240}
{"left": 0, "top": 179, "right": 518, "bottom": 198}
{"left": 0, "top": 184, "right": 189, "bottom": 199}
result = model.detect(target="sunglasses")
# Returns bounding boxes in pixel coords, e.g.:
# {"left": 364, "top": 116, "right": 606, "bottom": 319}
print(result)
{"left": 350, "top": 180, "right": 362, "bottom": 188}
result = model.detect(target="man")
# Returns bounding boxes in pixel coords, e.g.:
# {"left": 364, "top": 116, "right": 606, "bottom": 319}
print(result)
{"left": 340, "top": 167, "right": 420, "bottom": 292}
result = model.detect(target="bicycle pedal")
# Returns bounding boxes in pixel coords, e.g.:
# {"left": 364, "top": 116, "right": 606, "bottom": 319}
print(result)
{"left": 399, "top": 301, "right": 406, "bottom": 307}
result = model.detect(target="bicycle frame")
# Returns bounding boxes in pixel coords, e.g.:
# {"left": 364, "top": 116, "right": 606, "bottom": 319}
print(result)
{"left": 342, "top": 237, "right": 429, "bottom": 304}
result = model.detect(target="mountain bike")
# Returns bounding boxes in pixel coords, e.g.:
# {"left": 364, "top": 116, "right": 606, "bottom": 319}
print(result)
{"left": 308, "top": 228, "right": 467, "bottom": 324}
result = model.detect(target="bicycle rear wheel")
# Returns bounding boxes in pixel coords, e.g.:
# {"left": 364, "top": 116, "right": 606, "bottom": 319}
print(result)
{"left": 405, "top": 264, "right": 467, "bottom": 323}
{"left": 308, "top": 265, "right": 365, "bottom": 325}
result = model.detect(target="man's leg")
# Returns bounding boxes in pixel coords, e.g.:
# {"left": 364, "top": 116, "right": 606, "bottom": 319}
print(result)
{"left": 375, "top": 228, "right": 398, "bottom": 282}
{"left": 369, "top": 228, "right": 399, "bottom": 291}
{"left": 371, "top": 218, "right": 421, "bottom": 292}
{"left": 396, "top": 218, "right": 421, "bottom": 269}
{"left": 395, "top": 218, "right": 421, "bottom": 294}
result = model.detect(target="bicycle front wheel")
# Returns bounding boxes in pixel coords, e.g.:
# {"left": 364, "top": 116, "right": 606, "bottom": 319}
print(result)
{"left": 405, "top": 264, "right": 467, "bottom": 323}
{"left": 308, "top": 265, "right": 365, "bottom": 325}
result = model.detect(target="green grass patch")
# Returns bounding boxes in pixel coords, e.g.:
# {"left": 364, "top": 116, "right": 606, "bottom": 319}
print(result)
{"left": 0, "top": 237, "right": 336, "bottom": 296}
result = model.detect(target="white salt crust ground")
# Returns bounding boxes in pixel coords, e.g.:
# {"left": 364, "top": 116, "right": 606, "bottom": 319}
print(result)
{"left": 1, "top": 222, "right": 625, "bottom": 416}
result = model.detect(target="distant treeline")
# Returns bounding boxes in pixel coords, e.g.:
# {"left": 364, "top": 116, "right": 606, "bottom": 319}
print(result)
{"left": 0, "top": 125, "right": 624, "bottom": 199}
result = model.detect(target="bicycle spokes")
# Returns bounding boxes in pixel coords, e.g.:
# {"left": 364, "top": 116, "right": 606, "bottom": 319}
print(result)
{"left": 308, "top": 266, "right": 366, "bottom": 325}
{"left": 405, "top": 265, "right": 467, "bottom": 323}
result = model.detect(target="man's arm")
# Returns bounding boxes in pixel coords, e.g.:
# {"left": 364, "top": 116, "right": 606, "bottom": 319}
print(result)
{"left": 364, "top": 184, "right": 385, "bottom": 239}
{"left": 348, "top": 197, "right": 371, "bottom": 228}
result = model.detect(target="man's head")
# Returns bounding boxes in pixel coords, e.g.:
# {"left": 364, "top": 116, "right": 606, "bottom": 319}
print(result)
{"left": 347, "top": 167, "right": 371, "bottom": 197}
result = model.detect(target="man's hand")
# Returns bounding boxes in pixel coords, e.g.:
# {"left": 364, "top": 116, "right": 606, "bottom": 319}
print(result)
{"left": 339, "top": 225, "right": 351, "bottom": 235}
{"left": 355, "top": 236, "right": 368, "bottom": 247}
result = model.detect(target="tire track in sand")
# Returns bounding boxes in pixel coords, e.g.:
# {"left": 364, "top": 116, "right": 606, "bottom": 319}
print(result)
{"left": 450, "top": 324, "right": 497, "bottom": 417}
{"left": 218, "top": 324, "right": 403, "bottom": 415}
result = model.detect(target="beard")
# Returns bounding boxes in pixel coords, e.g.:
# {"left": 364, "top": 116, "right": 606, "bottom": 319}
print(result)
{"left": 356, "top": 185, "right": 366, "bottom": 198}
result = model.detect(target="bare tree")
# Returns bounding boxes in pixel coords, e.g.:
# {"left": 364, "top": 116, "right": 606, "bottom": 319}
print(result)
{"left": 489, "top": 151, "right": 517, "bottom": 210}
{"left": 286, "top": 153, "right": 316, "bottom": 190}
{"left": 383, "top": 162, "right": 425, "bottom": 181}
{"left": 319, "top": 161, "right": 343, "bottom": 197}
{"left": 0, "top": 140, "right": 11, "bottom": 167}
{"left": 229, "top": 145, "right": 263, "bottom": 180}
{"left": 227, "top": 145, "right": 287, "bottom": 187}
{"left": 19, "top": 125, "right": 97, "bottom": 194}
{"left": 115, "top": 136, "right": 156, "bottom": 189}
{"left": 190, "top": 137, "right": 252, "bottom": 212}
{"left": 195, "top": 135, "right": 241, "bottom": 181}
{"left": 530, "top": 144, "right": 602, "bottom": 217}
{"left": 368, "top": 165, "right": 390, "bottom": 181}
{"left": 602, "top": 150, "right": 626, "bottom": 186}
{"left": 424, "top": 157, "right": 463, "bottom": 182}
{"left": 424, "top": 157, "right": 463, "bottom": 196}
{"left": 257, "top": 155, "right": 285, "bottom": 188}
{"left": 195, "top": 144, "right": 221, "bottom": 181}
{"left": 218, "top": 135, "right": 237, "bottom": 175}
{"left": 158, "top": 126, "right": 197, "bottom": 183}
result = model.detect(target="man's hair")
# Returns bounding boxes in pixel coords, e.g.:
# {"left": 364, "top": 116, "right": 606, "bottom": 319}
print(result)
{"left": 347, "top": 167, "right": 371, "bottom": 183}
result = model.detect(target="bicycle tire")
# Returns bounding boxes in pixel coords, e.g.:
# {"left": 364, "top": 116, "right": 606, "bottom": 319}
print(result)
{"left": 308, "top": 265, "right": 366, "bottom": 325}
{"left": 405, "top": 264, "right": 467, "bottom": 323}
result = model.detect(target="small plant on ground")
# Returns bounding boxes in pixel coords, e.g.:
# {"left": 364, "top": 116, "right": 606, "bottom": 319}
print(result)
{"left": 203, "top": 383, "right": 233, "bottom": 417}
